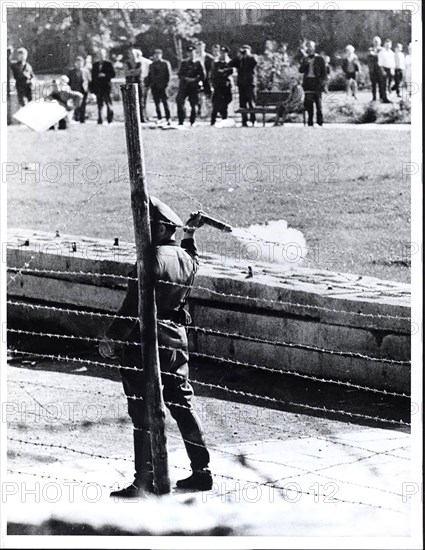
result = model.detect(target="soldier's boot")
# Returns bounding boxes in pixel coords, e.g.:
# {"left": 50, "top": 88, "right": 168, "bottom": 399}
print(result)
{"left": 110, "top": 429, "right": 153, "bottom": 498}
{"left": 176, "top": 468, "right": 213, "bottom": 491}
{"left": 175, "top": 418, "right": 213, "bottom": 491}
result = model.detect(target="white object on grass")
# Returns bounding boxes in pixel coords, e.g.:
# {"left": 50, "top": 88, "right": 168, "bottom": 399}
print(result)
{"left": 13, "top": 100, "right": 68, "bottom": 132}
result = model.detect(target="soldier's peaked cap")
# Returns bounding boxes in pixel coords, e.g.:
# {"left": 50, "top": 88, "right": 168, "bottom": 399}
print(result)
{"left": 149, "top": 196, "right": 183, "bottom": 227}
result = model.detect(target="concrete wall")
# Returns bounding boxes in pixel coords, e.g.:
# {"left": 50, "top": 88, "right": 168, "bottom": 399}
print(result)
{"left": 7, "top": 228, "right": 411, "bottom": 392}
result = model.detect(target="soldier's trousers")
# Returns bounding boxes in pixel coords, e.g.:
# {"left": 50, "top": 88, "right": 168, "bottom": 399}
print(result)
{"left": 238, "top": 85, "right": 256, "bottom": 125}
{"left": 176, "top": 85, "right": 199, "bottom": 125}
{"left": 211, "top": 85, "right": 232, "bottom": 125}
{"left": 120, "top": 343, "right": 210, "bottom": 479}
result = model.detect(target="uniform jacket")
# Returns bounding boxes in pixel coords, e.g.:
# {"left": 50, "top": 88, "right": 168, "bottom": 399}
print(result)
{"left": 229, "top": 55, "right": 257, "bottom": 88}
{"left": 91, "top": 60, "right": 115, "bottom": 92}
{"left": 178, "top": 59, "right": 206, "bottom": 89}
{"left": 211, "top": 60, "right": 233, "bottom": 89}
{"left": 11, "top": 61, "right": 34, "bottom": 87}
{"left": 146, "top": 59, "right": 171, "bottom": 90}
{"left": 299, "top": 54, "right": 328, "bottom": 91}
{"left": 105, "top": 236, "right": 198, "bottom": 351}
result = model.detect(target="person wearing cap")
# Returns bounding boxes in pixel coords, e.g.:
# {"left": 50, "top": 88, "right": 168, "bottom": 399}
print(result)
{"left": 99, "top": 198, "right": 212, "bottom": 495}
{"left": 210, "top": 45, "right": 234, "bottom": 126}
{"left": 229, "top": 44, "right": 257, "bottom": 127}
{"left": 176, "top": 45, "right": 206, "bottom": 127}
{"left": 11, "top": 47, "right": 35, "bottom": 107}
{"left": 67, "top": 56, "right": 91, "bottom": 123}
{"left": 146, "top": 49, "right": 172, "bottom": 125}
{"left": 298, "top": 40, "right": 328, "bottom": 127}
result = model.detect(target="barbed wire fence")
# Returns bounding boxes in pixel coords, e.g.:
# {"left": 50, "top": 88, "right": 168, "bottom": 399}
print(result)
{"left": 6, "top": 165, "right": 411, "bottom": 509}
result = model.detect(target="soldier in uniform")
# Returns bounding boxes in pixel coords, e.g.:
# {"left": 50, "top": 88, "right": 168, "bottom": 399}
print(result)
{"left": 210, "top": 46, "right": 233, "bottom": 126}
{"left": 99, "top": 198, "right": 212, "bottom": 496}
{"left": 229, "top": 44, "right": 257, "bottom": 127}
{"left": 176, "top": 45, "right": 206, "bottom": 127}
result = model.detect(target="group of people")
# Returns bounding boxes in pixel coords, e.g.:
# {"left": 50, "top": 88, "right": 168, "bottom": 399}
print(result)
{"left": 365, "top": 37, "right": 411, "bottom": 102}
{"left": 342, "top": 37, "right": 411, "bottom": 102}
{"left": 8, "top": 35, "right": 412, "bottom": 130}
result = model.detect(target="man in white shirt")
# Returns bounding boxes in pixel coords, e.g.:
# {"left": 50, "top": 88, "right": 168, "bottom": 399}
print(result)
{"left": 393, "top": 43, "right": 405, "bottom": 98}
{"left": 378, "top": 39, "right": 395, "bottom": 97}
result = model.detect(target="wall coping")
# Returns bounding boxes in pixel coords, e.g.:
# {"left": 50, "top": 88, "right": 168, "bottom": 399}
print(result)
{"left": 7, "top": 228, "right": 411, "bottom": 331}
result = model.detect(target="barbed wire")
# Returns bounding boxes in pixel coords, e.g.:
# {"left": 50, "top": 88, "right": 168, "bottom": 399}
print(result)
{"left": 7, "top": 269, "right": 411, "bottom": 321}
{"left": 7, "top": 436, "right": 404, "bottom": 512}
{"left": 7, "top": 375, "right": 408, "bottom": 498}
{"left": 7, "top": 300, "right": 139, "bottom": 322}
{"left": 7, "top": 468, "right": 116, "bottom": 490}
{"left": 7, "top": 349, "right": 410, "bottom": 427}
{"left": 7, "top": 172, "right": 126, "bottom": 287}
{"left": 7, "top": 327, "right": 411, "bottom": 397}
{"left": 7, "top": 375, "right": 409, "bottom": 461}
{"left": 6, "top": 263, "right": 411, "bottom": 330}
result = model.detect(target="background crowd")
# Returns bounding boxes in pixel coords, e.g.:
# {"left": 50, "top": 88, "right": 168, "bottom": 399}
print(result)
{"left": 7, "top": 32, "right": 412, "bottom": 130}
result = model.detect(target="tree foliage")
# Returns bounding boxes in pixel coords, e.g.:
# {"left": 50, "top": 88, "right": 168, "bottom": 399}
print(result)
{"left": 7, "top": 8, "right": 202, "bottom": 71}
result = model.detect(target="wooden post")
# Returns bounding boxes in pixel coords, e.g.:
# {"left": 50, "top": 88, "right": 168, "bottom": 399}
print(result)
{"left": 121, "top": 83, "right": 171, "bottom": 495}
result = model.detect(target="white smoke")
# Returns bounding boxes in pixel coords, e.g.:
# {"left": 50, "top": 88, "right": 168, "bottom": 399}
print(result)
{"left": 232, "top": 219, "right": 307, "bottom": 267}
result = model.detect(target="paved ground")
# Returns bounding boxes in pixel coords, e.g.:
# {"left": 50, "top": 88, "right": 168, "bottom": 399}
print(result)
{"left": 6, "top": 365, "right": 412, "bottom": 537}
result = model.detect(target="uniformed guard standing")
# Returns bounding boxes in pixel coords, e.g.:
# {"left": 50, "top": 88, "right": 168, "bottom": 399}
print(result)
{"left": 210, "top": 46, "right": 234, "bottom": 126}
{"left": 229, "top": 44, "right": 257, "bottom": 127}
{"left": 176, "top": 45, "right": 206, "bottom": 127}
{"left": 99, "top": 198, "right": 213, "bottom": 496}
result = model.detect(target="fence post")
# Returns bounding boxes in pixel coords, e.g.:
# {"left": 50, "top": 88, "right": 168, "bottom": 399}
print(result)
{"left": 121, "top": 83, "right": 171, "bottom": 495}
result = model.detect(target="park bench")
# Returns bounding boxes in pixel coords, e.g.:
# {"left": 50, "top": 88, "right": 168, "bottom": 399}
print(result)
{"left": 235, "top": 90, "right": 290, "bottom": 126}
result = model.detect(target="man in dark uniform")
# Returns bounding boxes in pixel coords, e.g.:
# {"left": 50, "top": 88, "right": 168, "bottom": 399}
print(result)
{"left": 176, "top": 45, "right": 205, "bottom": 127}
{"left": 299, "top": 40, "right": 328, "bottom": 127}
{"left": 229, "top": 44, "right": 257, "bottom": 127}
{"left": 146, "top": 49, "right": 172, "bottom": 125}
{"left": 210, "top": 46, "right": 233, "bottom": 126}
{"left": 99, "top": 198, "right": 212, "bottom": 496}
{"left": 91, "top": 48, "right": 116, "bottom": 124}
{"left": 11, "top": 47, "right": 35, "bottom": 107}
{"left": 67, "top": 56, "right": 91, "bottom": 123}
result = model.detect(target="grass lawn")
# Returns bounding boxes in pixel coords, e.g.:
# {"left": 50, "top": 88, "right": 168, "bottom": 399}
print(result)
{"left": 7, "top": 122, "right": 410, "bottom": 282}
